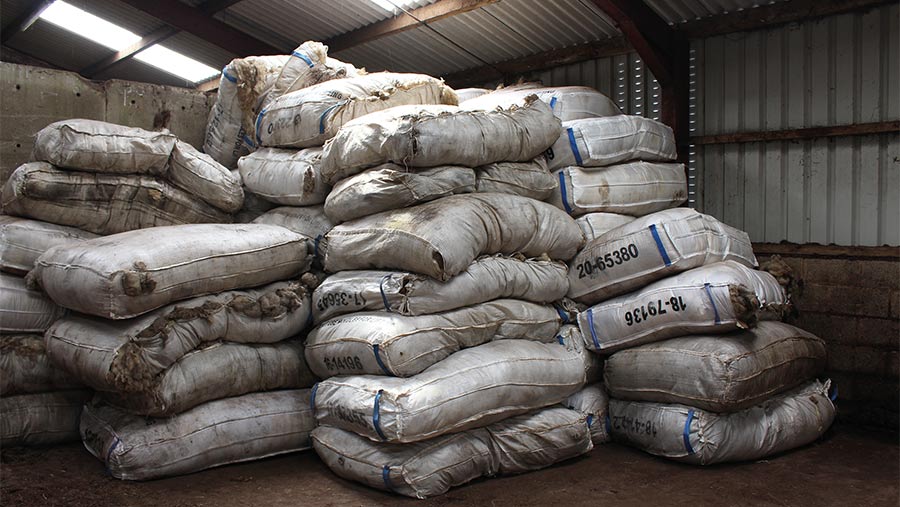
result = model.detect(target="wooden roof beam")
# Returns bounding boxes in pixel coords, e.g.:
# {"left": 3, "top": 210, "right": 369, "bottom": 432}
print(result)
{"left": 1, "top": 0, "right": 55, "bottom": 44}
{"left": 325, "top": 0, "right": 500, "bottom": 53}
{"left": 117, "top": 0, "right": 281, "bottom": 56}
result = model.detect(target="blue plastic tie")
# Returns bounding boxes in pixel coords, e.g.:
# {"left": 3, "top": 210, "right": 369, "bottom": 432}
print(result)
{"left": 586, "top": 414, "right": 594, "bottom": 428}
{"left": 566, "top": 127, "right": 583, "bottom": 166}
{"left": 649, "top": 224, "right": 672, "bottom": 267}
{"left": 586, "top": 309, "right": 601, "bottom": 350}
{"left": 704, "top": 283, "right": 722, "bottom": 324}
{"left": 318, "top": 102, "right": 344, "bottom": 134}
{"left": 556, "top": 335, "right": 565, "bottom": 345}
{"left": 557, "top": 171, "right": 573, "bottom": 214}
{"left": 222, "top": 67, "right": 237, "bottom": 83}
{"left": 554, "top": 304, "right": 569, "bottom": 324}
{"left": 378, "top": 274, "right": 393, "bottom": 312}
{"left": 291, "top": 50, "right": 314, "bottom": 67}
{"left": 254, "top": 108, "right": 267, "bottom": 146}
{"left": 549, "top": 96, "right": 558, "bottom": 110}
{"left": 313, "top": 235, "right": 322, "bottom": 260}
{"left": 373, "top": 344, "right": 393, "bottom": 376}
{"left": 829, "top": 384, "right": 839, "bottom": 402}
{"left": 104, "top": 437, "right": 121, "bottom": 475}
{"left": 382, "top": 465, "right": 395, "bottom": 491}
{"left": 373, "top": 390, "right": 387, "bottom": 441}
{"left": 241, "top": 134, "right": 255, "bottom": 148}
{"left": 605, "top": 414, "right": 612, "bottom": 436}
{"left": 682, "top": 409, "right": 695, "bottom": 454}
{"left": 309, "top": 382, "right": 319, "bottom": 411}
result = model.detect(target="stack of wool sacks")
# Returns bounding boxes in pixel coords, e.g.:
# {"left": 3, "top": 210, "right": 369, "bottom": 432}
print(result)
{"left": 569, "top": 208, "right": 833, "bottom": 464}
{"left": 284, "top": 88, "right": 630, "bottom": 498}
{"left": 29, "top": 222, "right": 318, "bottom": 480}
{"left": 1, "top": 119, "right": 243, "bottom": 235}
{"left": 0, "top": 218, "right": 96, "bottom": 447}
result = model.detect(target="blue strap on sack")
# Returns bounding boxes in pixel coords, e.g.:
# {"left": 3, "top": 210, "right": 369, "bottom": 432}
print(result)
{"left": 586, "top": 308, "right": 602, "bottom": 350}
{"left": 382, "top": 465, "right": 396, "bottom": 491}
{"left": 566, "top": 127, "right": 583, "bottom": 166}
{"left": 254, "top": 108, "right": 267, "bottom": 146}
{"left": 373, "top": 390, "right": 387, "bottom": 441}
{"left": 558, "top": 171, "right": 573, "bottom": 214}
{"left": 649, "top": 224, "right": 672, "bottom": 266}
{"left": 379, "top": 274, "right": 393, "bottom": 312}
{"left": 373, "top": 344, "right": 393, "bottom": 376}
{"left": 222, "top": 67, "right": 237, "bottom": 83}
{"left": 682, "top": 409, "right": 696, "bottom": 454}
{"left": 309, "top": 382, "right": 319, "bottom": 411}
{"left": 291, "top": 50, "right": 314, "bottom": 67}
{"left": 703, "top": 283, "right": 722, "bottom": 324}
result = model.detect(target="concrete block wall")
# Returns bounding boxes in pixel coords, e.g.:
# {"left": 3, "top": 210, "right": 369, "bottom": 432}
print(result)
{"left": 757, "top": 249, "right": 900, "bottom": 431}
{"left": 0, "top": 62, "right": 213, "bottom": 184}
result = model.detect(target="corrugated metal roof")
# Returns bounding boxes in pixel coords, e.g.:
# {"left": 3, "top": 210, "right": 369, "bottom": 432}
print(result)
{"left": 645, "top": 0, "right": 789, "bottom": 24}
{"left": 5, "top": 20, "right": 112, "bottom": 71}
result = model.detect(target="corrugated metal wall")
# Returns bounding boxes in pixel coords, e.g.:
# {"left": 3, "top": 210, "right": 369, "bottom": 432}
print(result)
{"left": 693, "top": 3, "right": 900, "bottom": 246}
{"left": 530, "top": 3, "right": 898, "bottom": 247}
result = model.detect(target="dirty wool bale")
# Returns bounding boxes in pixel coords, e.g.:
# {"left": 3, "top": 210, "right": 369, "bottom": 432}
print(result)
{"left": 550, "top": 162, "right": 687, "bottom": 217}
{"left": 32, "top": 224, "right": 311, "bottom": 319}
{"left": 453, "top": 87, "right": 490, "bottom": 102}
{"left": 324, "top": 164, "right": 475, "bottom": 223}
{"left": 474, "top": 158, "right": 555, "bottom": 200}
{"left": 608, "top": 379, "right": 835, "bottom": 465}
{"left": 565, "top": 383, "right": 611, "bottom": 444}
{"left": 313, "top": 406, "right": 592, "bottom": 499}
{"left": 257, "top": 72, "right": 456, "bottom": 148}
{"left": 575, "top": 213, "right": 636, "bottom": 242}
{"left": 1, "top": 163, "right": 231, "bottom": 235}
{"left": 1, "top": 390, "right": 92, "bottom": 447}
{"left": 251, "top": 205, "right": 335, "bottom": 242}
{"left": 167, "top": 140, "right": 244, "bottom": 213}
{"left": 0, "top": 334, "right": 82, "bottom": 395}
{"left": 32, "top": 119, "right": 176, "bottom": 175}
{"left": 100, "top": 340, "right": 315, "bottom": 416}
{"left": 45, "top": 280, "right": 311, "bottom": 393}
{"left": 238, "top": 147, "right": 330, "bottom": 206}
{"left": 461, "top": 85, "right": 621, "bottom": 121}
{"left": 320, "top": 98, "right": 561, "bottom": 184}
{"left": 0, "top": 273, "right": 66, "bottom": 333}
{"left": 323, "top": 193, "right": 583, "bottom": 281}
{"left": 203, "top": 55, "right": 289, "bottom": 168}
{"left": 266, "top": 41, "right": 361, "bottom": 104}
{"left": 557, "top": 324, "right": 604, "bottom": 383}
{"left": 578, "top": 261, "right": 788, "bottom": 354}
{"left": 81, "top": 389, "right": 315, "bottom": 480}
{"left": 312, "top": 338, "right": 590, "bottom": 443}
{"left": 0, "top": 216, "right": 97, "bottom": 275}
{"left": 568, "top": 208, "right": 757, "bottom": 305}
{"left": 546, "top": 116, "right": 677, "bottom": 171}
{"left": 312, "top": 255, "right": 568, "bottom": 322}
{"left": 305, "top": 299, "right": 563, "bottom": 378}
{"left": 604, "top": 321, "right": 826, "bottom": 412}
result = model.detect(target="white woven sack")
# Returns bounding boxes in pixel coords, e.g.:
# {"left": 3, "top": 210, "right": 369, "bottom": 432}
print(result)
{"left": 305, "top": 299, "right": 563, "bottom": 378}
{"left": 565, "top": 383, "right": 611, "bottom": 444}
{"left": 32, "top": 224, "right": 311, "bottom": 319}
{"left": 101, "top": 340, "right": 315, "bottom": 416}
{"left": 81, "top": 389, "right": 315, "bottom": 480}
{"left": 320, "top": 98, "right": 561, "bottom": 184}
{"left": 575, "top": 213, "right": 636, "bottom": 242}
{"left": 312, "top": 406, "right": 592, "bottom": 499}
{"left": 550, "top": 162, "right": 687, "bottom": 217}
{"left": 45, "top": 279, "right": 312, "bottom": 393}
{"left": 475, "top": 158, "right": 555, "bottom": 200}
{"left": 238, "top": 147, "right": 329, "bottom": 206}
{"left": 462, "top": 85, "right": 620, "bottom": 121}
{"left": 32, "top": 119, "right": 176, "bottom": 174}
{"left": 568, "top": 208, "right": 757, "bottom": 304}
{"left": 311, "top": 337, "right": 589, "bottom": 443}
{"left": 604, "top": 321, "right": 826, "bottom": 412}
{"left": 546, "top": 116, "right": 677, "bottom": 170}
{"left": 251, "top": 205, "right": 335, "bottom": 243}
{"left": 266, "top": 41, "right": 361, "bottom": 103}
{"left": 257, "top": 72, "right": 455, "bottom": 148}
{"left": 312, "top": 255, "right": 568, "bottom": 322}
{"left": 1, "top": 162, "right": 231, "bottom": 235}
{"left": 168, "top": 140, "right": 244, "bottom": 213}
{"left": 203, "top": 55, "right": 288, "bottom": 168}
{"left": 453, "top": 87, "right": 490, "bottom": 102}
{"left": 323, "top": 193, "right": 583, "bottom": 281}
{"left": 608, "top": 379, "right": 835, "bottom": 465}
{"left": 1, "top": 390, "right": 91, "bottom": 447}
{"left": 578, "top": 261, "right": 788, "bottom": 354}
{"left": 325, "top": 164, "right": 475, "bottom": 223}
{"left": 0, "top": 334, "right": 83, "bottom": 395}
{"left": 0, "top": 216, "right": 97, "bottom": 275}
{"left": 0, "top": 273, "right": 66, "bottom": 333}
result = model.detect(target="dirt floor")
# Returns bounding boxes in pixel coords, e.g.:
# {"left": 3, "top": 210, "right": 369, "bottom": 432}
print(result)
{"left": 1, "top": 425, "right": 897, "bottom": 507}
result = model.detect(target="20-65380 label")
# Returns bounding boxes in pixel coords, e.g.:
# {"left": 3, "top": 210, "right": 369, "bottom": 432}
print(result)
{"left": 575, "top": 244, "right": 640, "bottom": 279}
{"left": 624, "top": 296, "right": 687, "bottom": 326}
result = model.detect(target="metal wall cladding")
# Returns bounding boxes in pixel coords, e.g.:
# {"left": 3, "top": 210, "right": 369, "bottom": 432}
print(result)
{"left": 644, "top": 0, "right": 791, "bottom": 24}
{"left": 692, "top": 4, "right": 900, "bottom": 246}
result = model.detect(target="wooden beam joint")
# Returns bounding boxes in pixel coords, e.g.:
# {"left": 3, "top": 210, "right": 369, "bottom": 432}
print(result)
{"left": 691, "top": 121, "right": 900, "bottom": 145}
